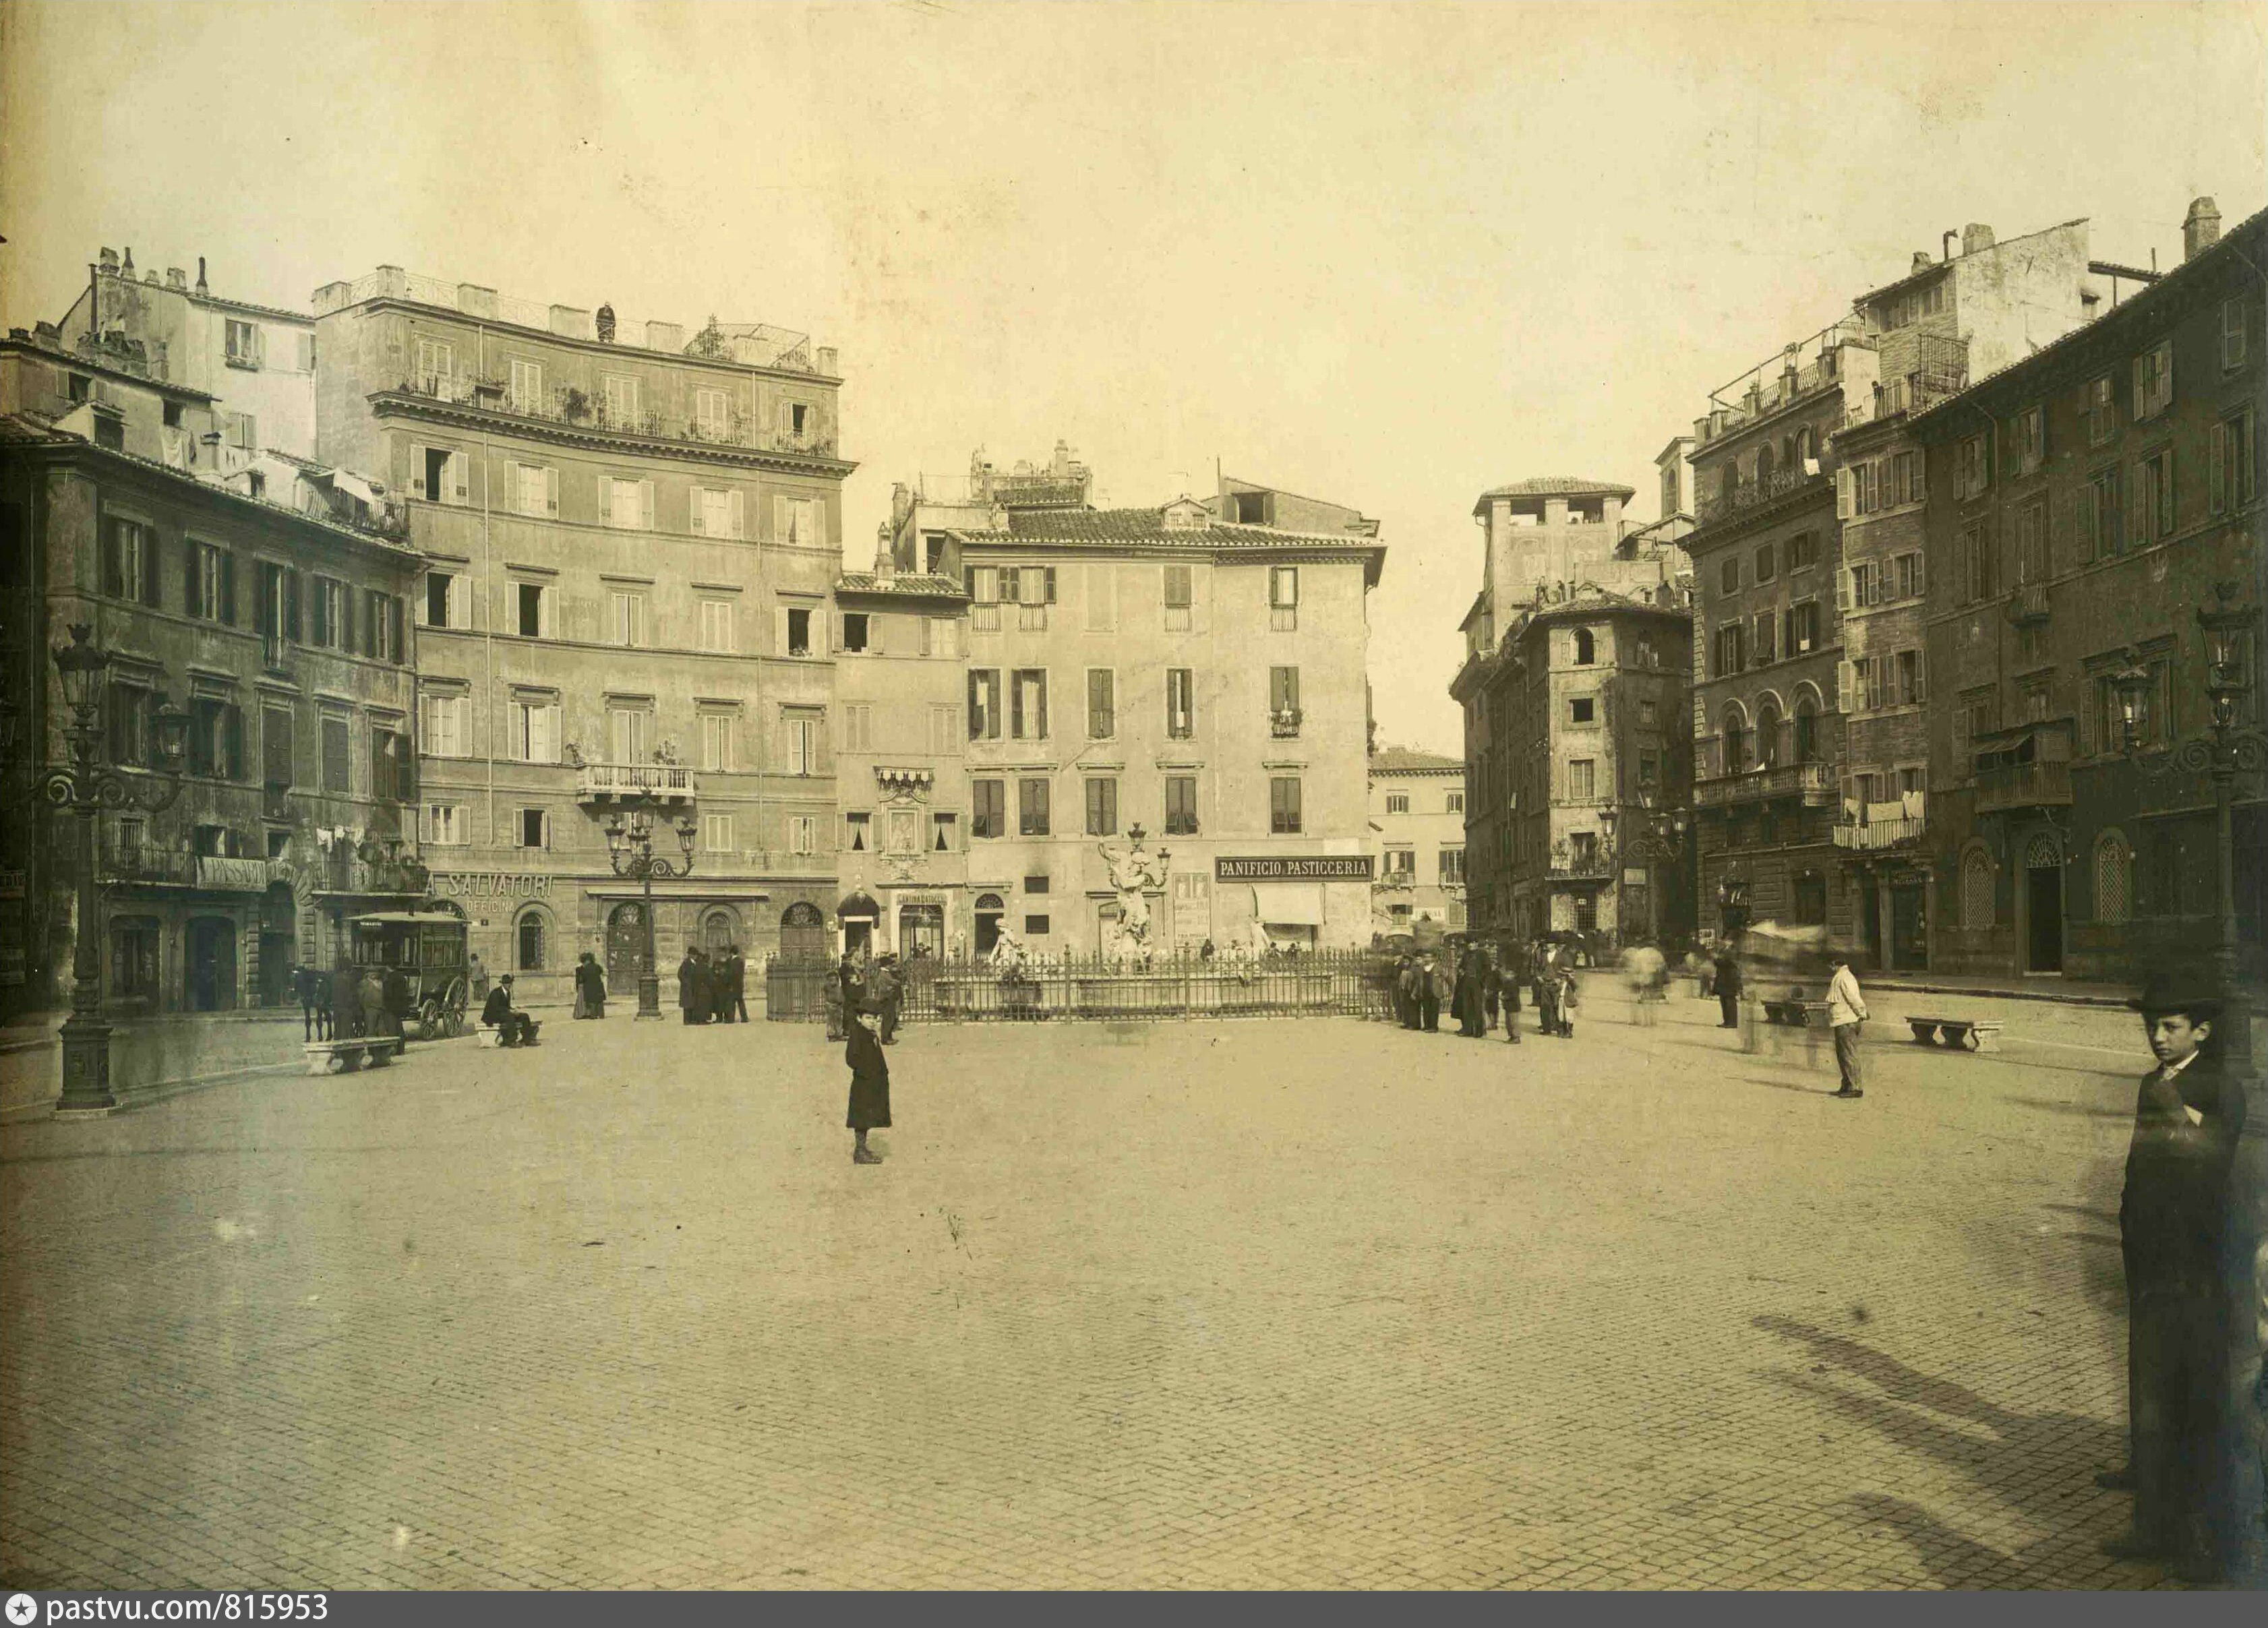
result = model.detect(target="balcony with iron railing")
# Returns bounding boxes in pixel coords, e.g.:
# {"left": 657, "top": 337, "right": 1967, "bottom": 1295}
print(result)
{"left": 102, "top": 849, "right": 284, "bottom": 891}
{"left": 1695, "top": 320, "right": 1874, "bottom": 446}
{"left": 1270, "top": 708, "right": 1304, "bottom": 740}
{"left": 1973, "top": 719, "right": 2076, "bottom": 814}
{"left": 576, "top": 764, "right": 697, "bottom": 804}
{"left": 1695, "top": 761, "right": 1837, "bottom": 808}
{"left": 1696, "top": 464, "right": 1832, "bottom": 526}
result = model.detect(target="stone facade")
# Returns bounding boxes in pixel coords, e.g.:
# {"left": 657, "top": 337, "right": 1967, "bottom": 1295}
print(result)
{"left": 1454, "top": 480, "right": 1694, "bottom": 945}
{"left": 1, "top": 333, "right": 423, "bottom": 1017}
{"left": 309, "top": 270, "right": 851, "bottom": 1004}
{"left": 1366, "top": 748, "right": 1466, "bottom": 934}
{"left": 1911, "top": 200, "right": 2266, "bottom": 986}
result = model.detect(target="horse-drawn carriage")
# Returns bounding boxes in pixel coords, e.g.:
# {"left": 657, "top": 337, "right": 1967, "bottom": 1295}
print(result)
{"left": 347, "top": 911, "right": 471, "bottom": 1039}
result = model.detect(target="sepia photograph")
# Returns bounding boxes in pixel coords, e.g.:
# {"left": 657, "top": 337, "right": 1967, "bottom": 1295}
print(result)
{"left": 0, "top": 0, "right": 2263, "bottom": 1598}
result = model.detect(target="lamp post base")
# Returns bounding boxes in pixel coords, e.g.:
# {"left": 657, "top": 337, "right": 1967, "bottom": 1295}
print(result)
{"left": 635, "top": 975, "right": 663, "bottom": 1020}
{"left": 54, "top": 1013, "right": 117, "bottom": 1116}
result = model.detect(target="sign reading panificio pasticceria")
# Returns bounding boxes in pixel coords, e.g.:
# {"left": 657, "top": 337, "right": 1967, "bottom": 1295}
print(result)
{"left": 1214, "top": 855, "right": 1375, "bottom": 882}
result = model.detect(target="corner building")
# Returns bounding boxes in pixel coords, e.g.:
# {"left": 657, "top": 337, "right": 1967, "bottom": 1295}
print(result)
{"left": 310, "top": 269, "right": 852, "bottom": 1002}
{"left": 942, "top": 478, "right": 1385, "bottom": 953}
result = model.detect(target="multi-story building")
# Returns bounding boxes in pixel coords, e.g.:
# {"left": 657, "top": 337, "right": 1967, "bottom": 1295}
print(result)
{"left": 1911, "top": 198, "right": 2264, "bottom": 985}
{"left": 829, "top": 534, "right": 972, "bottom": 959}
{"left": 1365, "top": 746, "right": 1466, "bottom": 934}
{"left": 936, "top": 473, "right": 1387, "bottom": 953}
{"left": 1685, "top": 328, "right": 1876, "bottom": 940}
{"left": 1827, "top": 220, "right": 2103, "bottom": 971}
{"left": 58, "top": 247, "right": 319, "bottom": 462}
{"left": 1, "top": 322, "right": 424, "bottom": 1016}
{"left": 1452, "top": 479, "right": 1694, "bottom": 944}
{"left": 308, "top": 268, "right": 852, "bottom": 1001}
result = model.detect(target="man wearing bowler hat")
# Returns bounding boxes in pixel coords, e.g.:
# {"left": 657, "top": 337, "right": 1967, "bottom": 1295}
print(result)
{"left": 2097, "top": 971, "right": 2248, "bottom": 1582}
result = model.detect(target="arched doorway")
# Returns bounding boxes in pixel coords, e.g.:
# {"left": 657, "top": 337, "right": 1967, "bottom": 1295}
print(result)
{"left": 703, "top": 906, "right": 741, "bottom": 957}
{"left": 2024, "top": 833, "right": 2064, "bottom": 973}
{"left": 779, "top": 901, "right": 826, "bottom": 960}
{"left": 605, "top": 902, "right": 647, "bottom": 993}
{"left": 974, "top": 893, "right": 1006, "bottom": 956}
{"left": 186, "top": 916, "right": 237, "bottom": 1012}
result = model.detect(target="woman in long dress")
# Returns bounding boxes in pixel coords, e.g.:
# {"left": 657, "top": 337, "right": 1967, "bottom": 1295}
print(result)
{"left": 845, "top": 1006, "right": 891, "bottom": 1165}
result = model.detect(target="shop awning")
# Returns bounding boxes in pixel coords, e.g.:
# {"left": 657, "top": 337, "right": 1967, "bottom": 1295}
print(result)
{"left": 1251, "top": 882, "right": 1324, "bottom": 926}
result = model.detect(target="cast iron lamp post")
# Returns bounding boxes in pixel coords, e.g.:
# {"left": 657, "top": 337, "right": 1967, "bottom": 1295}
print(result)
{"left": 38, "top": 625, "right": 190, "bottom": 1116}
{"left": 1601, "top": 794, "right": 1690, "bottom": 944}
{"left": 2112, "top": 582, "right": 2265, "bottom": 1068}
{"left": 603, "top": 800, "right": 696, "bottom": 1021}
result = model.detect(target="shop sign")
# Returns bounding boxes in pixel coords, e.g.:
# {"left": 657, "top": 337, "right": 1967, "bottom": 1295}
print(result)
{"left": 1215, "top": 855, "right": 1375, "bottom": 882}
{"left": 431, "top": 871, "right": 554, "bottom": 899}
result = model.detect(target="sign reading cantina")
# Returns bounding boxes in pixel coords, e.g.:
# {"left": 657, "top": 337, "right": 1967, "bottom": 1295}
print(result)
{"left": 1215, "top": 856, "right": 1375, "bottom": 882}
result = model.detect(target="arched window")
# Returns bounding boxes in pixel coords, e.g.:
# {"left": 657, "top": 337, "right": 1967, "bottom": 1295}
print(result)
{"left": 703, "top": 907, "right": 740, "bottom": 955}
{"left": 1793, "top": 694, "right": 1820, "bottom": 762}
{"left": 1573, "top": 628, "right": 1595, "bottom": 665}
{"left": 1795, "top": 426, "right": 1814, "bottom": 467}
{"left": 514, "top": 907, "right": 549, "bottom": 971}
{"left": 2093, "top": 831, "right": 2131, "bottom": 924}
{"left": 2023, "top": 833, "right": 2062, "bottom": 872}
{"left": 1755, "top": 442, "right": 1776, "bottom": 485}
{"left": 1960, "top": 847, "right": 1995, "bottom": 929}
{"left": 1721, "top": 704, "right": 1750, "bottom": 776}
{"left": 1755, "top": 702, "right": 1783, "bottom": 768}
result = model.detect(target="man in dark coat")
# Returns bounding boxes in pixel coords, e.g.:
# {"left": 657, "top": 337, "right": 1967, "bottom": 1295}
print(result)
{"left": 679, "top": 949, "right": 710, "bottom": 1025}
{"left": 1419, "top": 954, "right": 1445, "bottom": 1033}
{"left": 725, "top": 946, "right": 748, "bottom": 1023}
{"left": 1712, "top": 947, "right": 1743, "bottom": 1028}
{"left": 1395, "top": 956, "right": 1419, "bottom": 1029}
{"left": 711, "top": 946, "right": 736, "bottom": 1024}
{"left": 845, "top": 1005, "right": 891, "bottom": 1164}
{"left": 1498, "top": 945, "right": 1522, "bottom": 1043}
{"left": 481, "top": 975, "right": 539, "bottom": 1046}
{"left": 1480, "top": 948, "right": 1501, "bottom": 1035}
{"left": 871, "top": 954, "right": 903, "bottom": 1044}
{"left": 1456, "top": 951, "right": 1486, "bottom": 1037}
{"left": 330, "top": 960, "right": 362, "bottom": 1039}
{"left": 2098, "top": 974, "right": 2250, "bottom": 1582}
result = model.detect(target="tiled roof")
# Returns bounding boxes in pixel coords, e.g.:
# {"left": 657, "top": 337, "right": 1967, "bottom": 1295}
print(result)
{"left": 1370, "top": 747, "right": 1463, "bottom": 773}
{"left": 1473, "top": 477, "right": 1636, "bottom": 503}
{"left": 833, "top": 571, "right": 967, "bottom": 598}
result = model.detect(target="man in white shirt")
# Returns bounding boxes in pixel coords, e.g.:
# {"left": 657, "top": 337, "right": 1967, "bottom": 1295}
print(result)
{"left": 1826, "top": 951, "right": 1868, "bottom": 1099}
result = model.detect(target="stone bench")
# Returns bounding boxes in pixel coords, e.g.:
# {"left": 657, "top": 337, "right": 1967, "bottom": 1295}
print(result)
{"left": 1762, "top": 1000, "right": 1832, "bottom": 1028}
{"left": 1907, "top": 1015, "right": 2002, "bottom": 1052}
{"left": 303, "top": 1036, "right": 401, "bottom": 1075}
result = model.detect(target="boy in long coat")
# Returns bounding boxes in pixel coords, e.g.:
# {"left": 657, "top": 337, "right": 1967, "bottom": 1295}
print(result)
{"left": 679, "top": 950, "right": 709, "bottom": 1025}
{"left": 2098, "top": 975, "right": 2250, "bottom": 1582}
{"left": 845, "top": 1006, "right": 891, "bottom": 1164}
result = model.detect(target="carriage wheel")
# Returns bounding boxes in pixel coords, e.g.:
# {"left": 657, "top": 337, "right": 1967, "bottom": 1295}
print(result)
{"left": 444, "top": 976, "right": 469, "bottom": 1037}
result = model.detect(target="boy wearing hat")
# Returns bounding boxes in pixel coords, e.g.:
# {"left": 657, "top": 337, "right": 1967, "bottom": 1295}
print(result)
{"left": 2098, "top": 973, "right": 2248, "bottom": 1581}
{"left": 845, "top": 1004, "right": 891, "bottom": 1165}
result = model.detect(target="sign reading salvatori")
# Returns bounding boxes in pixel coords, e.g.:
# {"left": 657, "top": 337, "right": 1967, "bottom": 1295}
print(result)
{"left": 1214, "top": 855, "right": 1375, "bottom": 882}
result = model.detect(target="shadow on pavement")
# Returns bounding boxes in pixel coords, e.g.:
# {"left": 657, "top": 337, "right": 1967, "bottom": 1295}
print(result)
{"left": 1755, "top": 1314, "right": 2142, "bottom": 1588}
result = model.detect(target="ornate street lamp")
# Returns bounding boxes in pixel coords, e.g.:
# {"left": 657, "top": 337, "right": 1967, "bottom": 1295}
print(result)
{"left": 2112, "top": 581, "right": 2265, "bottom": 1065}
{"left": 603, "top": 798, "right": 697, "bottom": 1020}
{"left": 38, "top": 625, "right": 189, "bottom": 1116}
{"left": 1605, "top": 795, "right": 1691, "bottom": 944}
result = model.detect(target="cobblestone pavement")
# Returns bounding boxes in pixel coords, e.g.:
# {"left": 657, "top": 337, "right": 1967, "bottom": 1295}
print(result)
{"left": 0, "top": 1001, "right": 2208, "bottom": 1589}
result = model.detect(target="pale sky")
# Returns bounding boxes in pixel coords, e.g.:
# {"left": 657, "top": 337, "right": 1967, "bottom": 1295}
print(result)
{"left": 4, "top": 1, "right": 2262, "bottom": 754}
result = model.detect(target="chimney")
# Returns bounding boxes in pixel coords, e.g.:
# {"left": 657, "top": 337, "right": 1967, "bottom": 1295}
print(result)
{"left": 195, "top": 257, "right": 208, "bottom": 296}
{"left": 595, "top": 303, "right": 616, "bottom": 344}
{"left": 1911, "top": 251, "right": 1932, "bottom": 273}
{"left": 1961, "top": 222, "right": 1995, "bottom": 256}
{"left": 121, "top": 247, "right": 135, "bottom": 277}
{"left": 165, "top": 268, "right": 187, "bottom": 291}
{"left": 98, "top": 248, "right": 119, "bottom": 274}
{"left": 2184, "top": 196, "right": 2222, "bottom": 262}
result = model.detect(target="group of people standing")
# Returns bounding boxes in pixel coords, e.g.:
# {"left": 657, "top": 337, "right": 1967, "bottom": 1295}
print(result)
{"left": 822, "top": 950, "right": 905, "bottom": 1044}
{"left": 1390, "top": 941, "right": 1579, "bottom": 1042}
{"left": 675, "top": 944, "right": 750, "bottom": 1025}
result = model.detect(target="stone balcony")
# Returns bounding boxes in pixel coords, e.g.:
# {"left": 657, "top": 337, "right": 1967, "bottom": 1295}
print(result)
{"left": 576, "top": 764, "right": 697, "bottom": 805}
